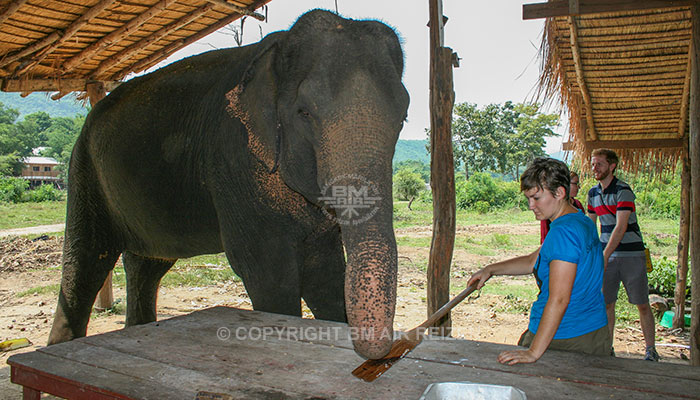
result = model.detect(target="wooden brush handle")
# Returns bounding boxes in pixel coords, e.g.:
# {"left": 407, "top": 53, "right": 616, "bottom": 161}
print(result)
{"left": 419, "top": 284, "right": 477, "bottom": 329}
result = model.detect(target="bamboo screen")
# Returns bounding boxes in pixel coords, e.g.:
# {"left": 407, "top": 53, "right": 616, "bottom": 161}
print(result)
{"left": 538, "top": 7, "right": 691, "bottom": 175}
{"left": 0, "top": 0, "right": 270, "bottom": 95}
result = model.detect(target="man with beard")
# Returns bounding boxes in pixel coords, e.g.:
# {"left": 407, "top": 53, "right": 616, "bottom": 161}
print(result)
{"left": 587, "top": 149, "right": 658, "bottom": 361}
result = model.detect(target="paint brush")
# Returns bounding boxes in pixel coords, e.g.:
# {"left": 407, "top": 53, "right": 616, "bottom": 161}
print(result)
{"left": 351, "top": 283, "right": 478, "bottom": 382}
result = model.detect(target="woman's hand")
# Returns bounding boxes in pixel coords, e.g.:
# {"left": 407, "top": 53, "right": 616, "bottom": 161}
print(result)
{"left": 497, "top": 349, "right": 539, "bottom": 365}
{"left": 468, "top": 266, "right": 493, "bottom": 289}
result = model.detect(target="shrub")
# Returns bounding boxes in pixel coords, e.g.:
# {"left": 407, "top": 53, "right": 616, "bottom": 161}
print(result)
{"left": 474, "top": 200, "right": 490, "bottom": 214}
{"left": 0, "top": 176, "right": 28, "bottom": 203}
{"left": 394, "top": 168, "right": 426, "bottom": 209}
{"left": 23, "top": 184, "right": 63, "bottom": 202}
{"left": 456, "top": 172, "right": 522, "bottom": 211}
{"left": 648, "top": 256, "right": 691, "bottom": 298}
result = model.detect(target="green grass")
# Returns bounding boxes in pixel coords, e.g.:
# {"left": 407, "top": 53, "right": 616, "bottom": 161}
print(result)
{"left": 17, "top": 284, "right": 60, "bottom": 297}
{"left": 0, "top": 201, "right": 66, "bottom": 230}
{"left": 110, "top": 254, "right": 240, "bottom": 289}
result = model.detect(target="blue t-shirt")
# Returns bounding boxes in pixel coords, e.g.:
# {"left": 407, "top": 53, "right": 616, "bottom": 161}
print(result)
{"left": 528, "top": 210, "right": 608, "bottom": 339}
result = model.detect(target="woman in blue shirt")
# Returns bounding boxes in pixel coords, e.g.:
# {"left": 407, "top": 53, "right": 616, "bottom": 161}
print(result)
{"left": 468, "top": 157, "right": 610, "bottom": 365}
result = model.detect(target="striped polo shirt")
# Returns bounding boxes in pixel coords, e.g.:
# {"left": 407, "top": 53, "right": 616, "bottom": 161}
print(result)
{"left": 587, "top": 177, "right": 645, "bottom": 257}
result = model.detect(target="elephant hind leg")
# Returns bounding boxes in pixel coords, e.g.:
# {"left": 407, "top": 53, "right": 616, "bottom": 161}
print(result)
{"left": 122, "top": 252, "right": 175, "bottom": 327}
{"left": 48, "top": 247, "right": 121, "bottom": 345}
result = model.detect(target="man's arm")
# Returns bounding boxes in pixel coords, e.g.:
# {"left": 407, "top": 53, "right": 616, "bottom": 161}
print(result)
{"left": 604, "top": 209, "right": 631, "bottom": 264}
{"left": 588, "top": 212, "right": 597, "bottom": 224}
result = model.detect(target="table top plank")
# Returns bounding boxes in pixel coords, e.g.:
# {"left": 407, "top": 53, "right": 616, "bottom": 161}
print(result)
{"left": 8, "top": 307, "right": 700, "bottom": 400}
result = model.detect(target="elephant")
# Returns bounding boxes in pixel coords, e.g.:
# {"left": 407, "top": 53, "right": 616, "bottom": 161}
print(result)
{"left": 47, "top": 9, "right": 409, "bottom": 360}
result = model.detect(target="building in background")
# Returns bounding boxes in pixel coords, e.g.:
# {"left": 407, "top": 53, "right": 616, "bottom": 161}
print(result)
{"left": 21, "top": 156, "right": 62, "bottom": 188}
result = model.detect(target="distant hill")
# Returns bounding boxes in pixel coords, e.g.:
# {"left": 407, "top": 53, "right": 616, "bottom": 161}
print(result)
{"left": 0, "top": 92, "right": 87, "bottom": 119}
{"left": 394, "top": 139, "right": 429, "bottom": 164}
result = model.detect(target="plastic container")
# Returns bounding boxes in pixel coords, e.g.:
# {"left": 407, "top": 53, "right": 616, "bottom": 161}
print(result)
{"left": 660, "top": 310, "right": 691, "bottom": 328}
{"left": 419, "top": 381, "right": 527, "bottom": 400}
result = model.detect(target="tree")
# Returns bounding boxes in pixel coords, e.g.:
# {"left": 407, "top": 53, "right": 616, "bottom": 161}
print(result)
{"left": 451, "top": 102, "right": 503, "bottom": 179}
{"left": 42, "top": 115, "right": 85, "bottom": 178}
{"left": 502, "top": 102, "right": 559, "bottom": 179}
{"left": 393, "top": 159, "right": 430, "bottom": 182}
{"left": 394, "top": 168, "right": 425, "bottom": 210}
{"left": 451, "top": 101, "right": 559, "bottom": 180}
{"left": 0, "top": 102, "right": 38, "bottom": 175}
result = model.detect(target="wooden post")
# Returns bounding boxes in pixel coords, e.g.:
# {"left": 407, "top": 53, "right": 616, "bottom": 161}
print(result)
{"left": 689, "top": 3, "right": 700, "bottom": 366}
{"left": 87, "top": 81, "right": 114, "bottom": 311}
{"left": 673, "top": 144, "right": 690, "bottom": 329}
{"left": 427, "top": 0, "right": 456, "bottom": 336}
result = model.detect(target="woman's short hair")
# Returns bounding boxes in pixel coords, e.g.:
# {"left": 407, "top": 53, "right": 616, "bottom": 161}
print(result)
{"left": 520, "top": 157, "right": 571, "bottom": 198}
{"left": 570, "top": 170, "right": 579, "bottom": 180}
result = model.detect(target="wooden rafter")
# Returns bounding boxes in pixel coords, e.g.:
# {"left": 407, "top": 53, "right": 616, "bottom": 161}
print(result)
{"left": 0, "top": 78, "right": 120, "bottom": 93}
{"left": 568, "top": 16, "right": 598, "bottom": 140}
{"left": 679, "top": 48, "right": 693, "bottom": 136}
{"left": 204, "top": 0, "right": 265, "bottom": 20}
{"left": 92, "top": 3, "right": 215, "bottom": 79}
{"left": 112, "top": 4, "right": 251, "bottom": 80}
{"left": 0, "top": 0, "right": 28, "bottom": 26}
{"left": 563, "top": 138, "right": 685, "bottom": 150}
{"left": 524, "top": 0, "right": 698, "bottom": 20}
{"left": 0, "top": 0, "right": 118, "bottom": 71}
{"left": 60, "top": 0, "right": 181, "bottom": 74}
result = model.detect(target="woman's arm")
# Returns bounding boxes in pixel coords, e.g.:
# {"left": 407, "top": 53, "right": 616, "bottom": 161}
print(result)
{"left": 468, "top": 247, "right": 540, "bottom": 289}
{"left": 497, "top": 259, "right": 577, "bottom": 365}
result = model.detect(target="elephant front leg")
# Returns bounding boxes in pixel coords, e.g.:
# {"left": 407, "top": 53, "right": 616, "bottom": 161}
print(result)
{"left": 224, "top": 235, "right": 303, "bottom": 317}
{"left": 300, "top": 224, "right": 347, "bottom": 322}
{"left": 48, "top": 248, "right": 121, "bottom": 345}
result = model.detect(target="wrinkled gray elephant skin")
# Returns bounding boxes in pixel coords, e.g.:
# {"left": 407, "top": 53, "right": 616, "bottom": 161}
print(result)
{"left": 48, "top": 10, "right": 409, "bottom": 360}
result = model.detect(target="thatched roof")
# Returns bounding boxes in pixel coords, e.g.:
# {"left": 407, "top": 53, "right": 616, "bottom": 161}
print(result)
{"left": 537, "top": 5, "right": 691, "bottom": 174}
{"left": 0, "top": 0, "right": 270, "bottom": 99}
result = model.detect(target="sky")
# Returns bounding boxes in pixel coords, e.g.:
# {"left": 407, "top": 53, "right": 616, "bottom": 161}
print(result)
{"left": 154, "top": 1, "right": 565, "bottom": 154}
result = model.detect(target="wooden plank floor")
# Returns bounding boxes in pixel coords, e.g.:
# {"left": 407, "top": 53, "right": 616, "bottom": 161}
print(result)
{"left": 7, "top": 307, "right": 700, "bottom": 399}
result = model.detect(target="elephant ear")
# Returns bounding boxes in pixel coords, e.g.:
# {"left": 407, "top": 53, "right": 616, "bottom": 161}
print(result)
{"left": 226, "top": 40, "right": 281, "bottom": 174}
{"left": 226, "top": 37, "right": 322, "bottom": 203}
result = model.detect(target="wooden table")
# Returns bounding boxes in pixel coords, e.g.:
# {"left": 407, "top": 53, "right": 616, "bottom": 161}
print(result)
{"left": 7, "top": 306, "right": 700, "bottom": 399}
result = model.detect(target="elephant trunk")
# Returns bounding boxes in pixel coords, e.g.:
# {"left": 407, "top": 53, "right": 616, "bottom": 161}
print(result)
{"left": 341, "top": 205, "right": 397, "bottom": 359}
{"left": 316, "top": 130, "right": 398, "bottom": 359}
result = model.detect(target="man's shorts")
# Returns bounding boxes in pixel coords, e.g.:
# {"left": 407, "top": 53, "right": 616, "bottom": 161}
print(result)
{"left": 518, "top": 325, "right": 611, "bottom": 356}
{"left": 603, "top": 255, "right": 649, "bottom": 305}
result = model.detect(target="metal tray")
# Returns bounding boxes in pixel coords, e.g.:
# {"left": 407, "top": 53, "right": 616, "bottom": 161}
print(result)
{"left": 419, "top": 381, "right": 527, "bottom": 400}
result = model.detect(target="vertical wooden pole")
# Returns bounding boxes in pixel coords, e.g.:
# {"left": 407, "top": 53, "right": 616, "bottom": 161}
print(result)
{"left": 689, "top": 4, "right": 700, "bottom": 366}
{"left": 87, "top": 81, "right": 114, "bottom": 311}
{"left": 673, "top": 145, "right": 690, "bottom": 329}
{"left": 427, "top": 0, "right": 456, "bottom": 335}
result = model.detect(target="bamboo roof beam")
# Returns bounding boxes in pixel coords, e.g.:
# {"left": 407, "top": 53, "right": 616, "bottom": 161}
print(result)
{"left": 92, "top": 3, "right": 215, "bottom": 80}
{"left": 16, "top": 0, "right": 121, "bottom": 76}
{"left": 524, "top": 0, "right": 698, "bottom": 20}
{"left": 679, "top": 49, "right": 693, "bottom": 136}
{"left": 0, "top": 0, "right": 28, "bottom": 26}
{"left": 0, "top": 78, "right": 120, "bottom": 92}
{"left": 60, "top": 0, "right": 181, "bottom": 74}
{"left": 563, "top": 138, "right": 685, "bottom": 150}
{"left": 204, "top": 0, "right": 265, "bottom": 20}
{"left": 0, "top": 0, "right": 118, "bottom": 70}
{"left": 111, "top": 0, "right": 267, "bottom": 81}
{"left": 569, "top": 16, "right": 598, "bottom": 140}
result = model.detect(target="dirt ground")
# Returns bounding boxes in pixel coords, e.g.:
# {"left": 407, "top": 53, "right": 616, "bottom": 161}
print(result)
{"left": 0, "top": 225, "right": 692, "bottom": 397}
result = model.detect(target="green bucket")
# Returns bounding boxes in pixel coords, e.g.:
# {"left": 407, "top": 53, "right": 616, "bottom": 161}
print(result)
{"left": 660, "top": 310, "right": 691, "bottom": 328}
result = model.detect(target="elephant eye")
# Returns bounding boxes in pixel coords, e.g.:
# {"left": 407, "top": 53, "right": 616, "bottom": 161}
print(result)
{"left": 298, "top": 109, "right": 312, "bottom": 119}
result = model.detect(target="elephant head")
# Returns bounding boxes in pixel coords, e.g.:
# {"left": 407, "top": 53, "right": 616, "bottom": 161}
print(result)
{"left": 227, "top": 10, "right": 409, "bottom": 359}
